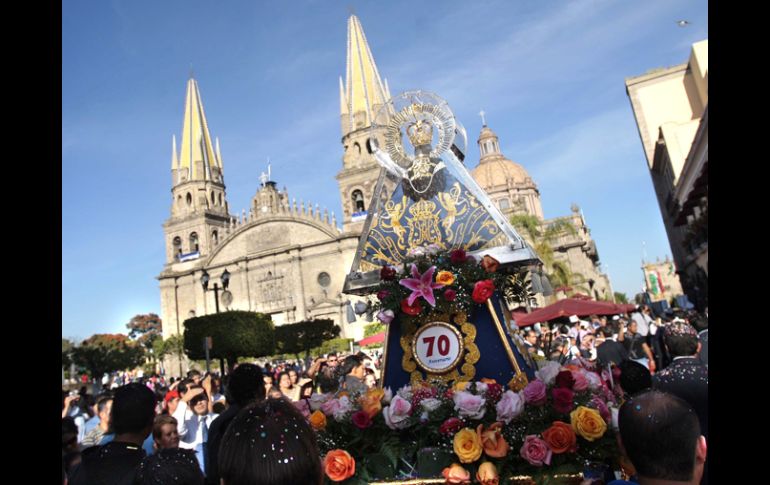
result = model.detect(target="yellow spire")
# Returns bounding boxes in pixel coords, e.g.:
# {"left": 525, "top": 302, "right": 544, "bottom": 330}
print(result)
{"left": 344, "top": 15, "right": 388, "bottom": 133}
{"left": 178, "top": 78, "right": 219, "bottom": 181}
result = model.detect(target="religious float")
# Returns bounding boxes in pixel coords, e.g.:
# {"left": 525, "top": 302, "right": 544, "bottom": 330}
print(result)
{"left": 307, "top": 92, "right": 622, "bottom": 484}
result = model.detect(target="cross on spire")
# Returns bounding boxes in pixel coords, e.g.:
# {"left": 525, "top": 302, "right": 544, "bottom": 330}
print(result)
{"left": 479, "top": 110, "right": 487, "bottom": 126}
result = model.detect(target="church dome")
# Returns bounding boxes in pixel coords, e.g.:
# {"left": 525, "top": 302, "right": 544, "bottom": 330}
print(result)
{"left": 471, "top": 157, "right": 533, "bottom": 189}
{"left": 471, "top": 124, "right": 534, "bottom": 190}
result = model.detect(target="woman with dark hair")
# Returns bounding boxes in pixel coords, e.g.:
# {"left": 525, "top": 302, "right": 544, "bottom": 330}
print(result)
{"left": 338, "top": 355, "right": 367, "bottom": 395}
{"left": 219, "top": 398, "right": 323, "bottom": 485}
{"left": 277, "top": 371, "right": 300, "bottom": 401}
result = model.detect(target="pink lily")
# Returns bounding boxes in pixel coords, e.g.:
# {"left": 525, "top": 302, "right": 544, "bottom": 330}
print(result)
{"left": 398, "top": 264, "right": 445, "bottom": 307}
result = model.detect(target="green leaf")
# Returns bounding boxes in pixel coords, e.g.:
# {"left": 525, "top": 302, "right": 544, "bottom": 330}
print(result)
{"left": 363, "top": 453, "right": 396, "bottom": 479}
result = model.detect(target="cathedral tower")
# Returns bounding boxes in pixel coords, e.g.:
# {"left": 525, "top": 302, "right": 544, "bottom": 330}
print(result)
{"left": 164, "top": 77, "right": 232, "bottom": 265}
{"left": 336, "top": 15, "right": 392, "bottom": 232}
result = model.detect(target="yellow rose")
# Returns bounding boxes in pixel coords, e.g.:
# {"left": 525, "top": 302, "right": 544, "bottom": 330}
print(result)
{"left": 309, "top": 410, "right": 327, "bottom": 430}
{"left": 476, "top": 462, "right": 499, "bottom": 485}
{"left": 436, "top": 271, "right": 456, "bottom": 286}
{"left": 453, "top": 428, "right": 483, "bottom": 463}
{"left": 570, "top": 406, "right": 607, "bottom": 441}
{"left": 453, "top": 381, "right": 470, "bottom": 392}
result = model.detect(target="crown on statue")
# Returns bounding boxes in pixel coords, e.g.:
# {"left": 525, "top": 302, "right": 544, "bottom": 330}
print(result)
{"left": 406, "top": 118, "right": 434, "bottom": 147}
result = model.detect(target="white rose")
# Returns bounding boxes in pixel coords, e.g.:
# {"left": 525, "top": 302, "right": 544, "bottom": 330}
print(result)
{"left": 495, "top": 390, "right": 525, "bottom": 424}
{"left": 535, "top": 361, "right": 561, "bottom": 386}
{"left": 420, "top": 398, "right": 442, "bottom": 413}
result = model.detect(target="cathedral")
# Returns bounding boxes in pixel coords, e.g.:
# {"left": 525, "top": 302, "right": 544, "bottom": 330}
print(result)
{"left": 157, "top": 15, "right": 612, "bottom": 364}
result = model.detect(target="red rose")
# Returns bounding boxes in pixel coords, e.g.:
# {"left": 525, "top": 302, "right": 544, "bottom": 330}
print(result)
{"left": 450, "top": 249, "right": 468, "bottom": 264}
{"left": 555, "top": 371, "right": 575, "bottom": 389}
{"left": 485, "top": 383, "right": 503, "bottom": 402}
{"left": 472, "top": 280, "right": 495, "bottom": 303}
{"left": 351, "top": 410, "right": 373, "bottom": 429}
{"left": 481, "top": 255, "right": 500, "bottom": 273}
{"left": 440, "top": 417, "right": 464, "bottom": 435}
{"left": 401, "top": 298, "right": 423, "bottom": 316}
{"left": 377, "top": 290, "right": 391, "bottom": 300}
{"left": 552, "top": 388, "right": 575, "bottom": 414}
{"left": 380, "top": 266, "right": 397, "bottom": 281}
{"left": 444, "top": 289, "right": 457, "bottom": 301}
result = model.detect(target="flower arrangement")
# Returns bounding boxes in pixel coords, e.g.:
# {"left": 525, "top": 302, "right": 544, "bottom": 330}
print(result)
{"left": 309, "top": 358, "right": 622, "bottom": 484}
{"left": 374, "top": 246, "right": 519, "bottom": 323}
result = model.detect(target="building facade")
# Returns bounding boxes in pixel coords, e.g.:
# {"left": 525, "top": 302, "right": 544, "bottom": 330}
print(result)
{"left": 625, "top": 40, "right": 708, "bottom": 309}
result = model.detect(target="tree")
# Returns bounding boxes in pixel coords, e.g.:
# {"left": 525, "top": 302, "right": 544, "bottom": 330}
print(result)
{"left": 154, "top": 334, "right": 186, "bottom": 376}
{"left": 274, "top": 319, "right": 341, "bottom": 358}
{"left": 126, "top": 313, "right": 162, "bottom": 351}
{"left": 71, "top": 334, "right": 145, "bottom": 387}
{"left": 62, "top": 338, "right": 75, "bottom": 369}
{"left": 184, "top": 311, "right": 275, "bottom": 372}
{"left": 364, "top": 323, "right": 385, "bottom": 339}
{"left": 614, "top": 292, "right": 629, "bottom": 304}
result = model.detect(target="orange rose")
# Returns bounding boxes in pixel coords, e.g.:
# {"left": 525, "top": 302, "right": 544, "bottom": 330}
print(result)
{"left": 477, "top": 422, "right": 509, "bottom": 458}
{"left": 453, "top": 381, "right": 470, "bottom": 392}
{"left": 476, "top": 462, "right": 499, "bottom": 485}
{"left": 480, "top": 378, "right": 498, "bottom": 385}
{"left": 309, "top": 410, "right": 327, "bottom": 430}
{"left": 542, "top": 421, "right": 577, "bottom": 454}
{"left": 359, "top": 388, "right": 384, "bottom": 417}
{"left": 337, "top": 391, "right": 350, "bottom": 399}
{"left": 436, "top": 270, "right": 456, "bottom": 285}
{"left": 324, "top": 449, "right": 356, "bottom": 482}
{"left": 481, "top": 255, "right": 500, "bottom": 273}
{"left": 442, "top": 463, "right": 471, "bottom": 484}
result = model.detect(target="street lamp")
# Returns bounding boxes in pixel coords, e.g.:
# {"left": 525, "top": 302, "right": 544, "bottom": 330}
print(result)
{"left": 201, "top": 268, "right": 231, "bottom": 313}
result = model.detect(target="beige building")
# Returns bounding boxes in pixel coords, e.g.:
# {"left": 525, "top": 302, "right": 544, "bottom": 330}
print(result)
{"left": 625, "top": 40, "right": 708, "bottom": 309}
{"left": 469, "top": 122, "right": 613, "bottom": 302}
{"left": 643, "top": 258, "right": 684, "bottom": 303}
{"left": 157, "top": 16, "right": 390, "bottom": 375}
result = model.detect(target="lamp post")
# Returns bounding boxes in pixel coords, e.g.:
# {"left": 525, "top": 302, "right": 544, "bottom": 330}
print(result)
{"left": 200, "top": 268, "right": 231, "bottom": 374}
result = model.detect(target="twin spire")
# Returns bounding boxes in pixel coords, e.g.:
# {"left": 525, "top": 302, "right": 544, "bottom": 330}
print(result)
{"left": 172, "top": 78, "right": 223, "bottom": 183}
{"left": 340, "top": 15, "right": 390, "bottom": 135}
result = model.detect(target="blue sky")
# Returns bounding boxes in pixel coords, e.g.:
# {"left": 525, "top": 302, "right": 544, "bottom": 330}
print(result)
{"left": 62, "top": 0, "right": 708, "bottom": 340}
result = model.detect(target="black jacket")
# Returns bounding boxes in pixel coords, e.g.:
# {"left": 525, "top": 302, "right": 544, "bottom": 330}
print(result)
{"left": 68, "top": 441, "right": 146, "bottom": 485}
{"left": 596, "top": 340, "right": 628, "bottom": 367}
{"left": 653, "top": 357, "right": 708, "bottom": 438}
{"left": 204, "top": 404, "right": 241, "bottom": 485}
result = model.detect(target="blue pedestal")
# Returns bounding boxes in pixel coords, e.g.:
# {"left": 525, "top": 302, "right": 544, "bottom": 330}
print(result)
{"left": 381, "top": 295, "right": 535, "bottom": 390}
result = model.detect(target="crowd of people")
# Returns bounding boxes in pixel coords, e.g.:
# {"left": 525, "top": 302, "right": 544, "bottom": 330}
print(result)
{"left": 61, "top": 306, "right": 708, "bottom": 485}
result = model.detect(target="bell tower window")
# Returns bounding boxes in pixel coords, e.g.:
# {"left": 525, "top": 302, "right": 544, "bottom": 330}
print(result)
{"left": 173, "top": 237, "right": 182, "bottom": 258}
{"left": 186, "top": 193, "right": 192, "bottom": 206}
{"left": 190, "top": 232, "right": 199, "bottom": 252}
{"left": 212, "top": 230, "right": 219, "bottom": 246}
{"left": 352, "top": 190, "right": 365, "bottom": 212}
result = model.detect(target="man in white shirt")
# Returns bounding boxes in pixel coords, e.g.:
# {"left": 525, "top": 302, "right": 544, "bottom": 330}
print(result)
{"left": 630, "top": 305, "right": 653, "bottom": 337}
{"left": 172, "top": 379, "right": 219, "bottom": 476}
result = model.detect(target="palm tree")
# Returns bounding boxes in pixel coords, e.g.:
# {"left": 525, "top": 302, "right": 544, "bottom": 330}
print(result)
{"left": 510, "top": 214, "right": 580, "bottom": 301}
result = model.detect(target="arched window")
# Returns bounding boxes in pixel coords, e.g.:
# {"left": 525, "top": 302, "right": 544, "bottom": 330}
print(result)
{"left": 352, "top": 190, "right": 365, "bottom": 212}
{"left": 173, "top": 237, "right": 182, "bottom": 258}
{"left": 186, "top": 193, "right": 192, "bottom": 206}
{"left": 219, "top": 193, "right": 223, "bottom": 206}
{"left": 212, "top": 230, "right": 219, "bottom": 246}
{"left": 365, "top": 138, "right": 374, "bottom": 154}
{"left": 190, "top": 232, "right": 199, "bottom": 252}
{"left": 177, "top": 195, "right": 182, "bottom": 206}
{"left": 211, "top": 191, "right": 216, "bottom": 206}
{"left": 353, "top": 142, "right": 361, "bottom": 155}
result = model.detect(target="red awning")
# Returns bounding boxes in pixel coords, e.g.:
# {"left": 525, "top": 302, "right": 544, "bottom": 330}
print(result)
{"left": 515, "top": 298, "right": 637, "bottom": 327}
{"left": 357, "top": 331, "right": 386, "bottom": 346}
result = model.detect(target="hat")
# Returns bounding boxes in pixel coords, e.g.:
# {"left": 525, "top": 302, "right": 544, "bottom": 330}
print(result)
{"left": 664, "top": 321, "right": 698, "bottom": 339}
{"left": 569, "top": 315, "right": 579, "bottom": 323}
{"left": 163, "top": 390, "right": 180, "bottom": 403}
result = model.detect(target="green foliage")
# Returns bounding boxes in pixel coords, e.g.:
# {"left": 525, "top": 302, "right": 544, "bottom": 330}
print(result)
{"left": 154, "top": 334, "right": 185, "bottom": 361}
{"left": 364, "top": 323, "right": 385, "bottom": 338}
{"left": 313, "top": 338, "right": 353, "bottom": 355}
{"left": 71, "top": 334, "right": 145, "bottom": 379}
{"left": 614, "top": 292, "right": 629, "bottom": 304}
{"left": 183, "top": 311, "right": 275, "bottom": 364}
{"left": 274, "top": 319, "right": 340, "bottom": 357}
{"left": 62, "top": 338, "right": 75, "bottom": 368}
